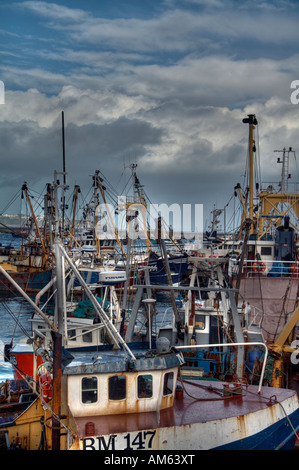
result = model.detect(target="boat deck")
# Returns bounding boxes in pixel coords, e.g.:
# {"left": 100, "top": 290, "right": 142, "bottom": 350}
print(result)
{"left": 73, "top": 378, "right": 299, "bottom": 449}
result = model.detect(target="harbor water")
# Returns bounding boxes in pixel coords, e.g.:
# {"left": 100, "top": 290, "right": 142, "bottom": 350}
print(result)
{"left": 0, "top": 298, "right": 33, "bottom": 380}
{"left": 0, "top": 232, "right": 29, "bottom": 379}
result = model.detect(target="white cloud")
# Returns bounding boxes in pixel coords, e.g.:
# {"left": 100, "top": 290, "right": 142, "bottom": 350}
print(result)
{"left": 1, "top": 0, "right": 299, "bottom": 224}
{"left": 18, "top": 1, "right": 90, "bottom": 23}
{"left": 17, "top": 0, "right": 299, "bottom": 54}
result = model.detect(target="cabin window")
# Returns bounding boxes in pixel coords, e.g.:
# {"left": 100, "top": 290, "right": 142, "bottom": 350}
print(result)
{"left": 68, "top": 329, "right": 76, "bottom": 341}
{"left": 261, "top": 246, "right": 272, "bottom": 256}
{"left": 82, "top": 330, "right": 93, "bottom": 343}
{"left": 163, "top": 372, "right": 174, "bottom": 396}
{"left": 82, "top": 377, "right": 98, "bottom": 404}
{"left": 137, "top": 375, "right": 153, "bottom": 398}
{"left": 108, "top": 375, "right": 126, "bottom": 400}
{"left": 195, "top": 315, "right": 205, "bottom": 330}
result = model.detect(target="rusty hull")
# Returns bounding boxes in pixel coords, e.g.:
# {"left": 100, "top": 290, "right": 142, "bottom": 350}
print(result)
{"left": 72, "top": 379, "right": 299, "bottom": 447}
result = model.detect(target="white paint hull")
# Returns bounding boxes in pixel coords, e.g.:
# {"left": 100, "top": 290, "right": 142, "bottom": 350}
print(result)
{"left": 72, "top": 384, "right": 299, "bottom": 450}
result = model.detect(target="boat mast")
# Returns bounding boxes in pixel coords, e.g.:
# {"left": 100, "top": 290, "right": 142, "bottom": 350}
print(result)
{"left": 242, "top": 114, "right": 258, "bottom": 235}
{"left": 274, "top": 147, "right": 295, "bottom": 194}
{"left": 95, "top": 171, "right": 125, "bottom": 256}
{"left": 21, "top": 182, "right": 48, "bottom": 267}
{"left": 128, "top": 163, "right": 151, "bottom": 251}
{"left": 91, "top": 172, "right": 100, "bottom": 258}
{"left": 69, "top": 184, "right": 80, "bottom": 246}
{"left": 61, "top": 111, "right": 66, "bottom": 234}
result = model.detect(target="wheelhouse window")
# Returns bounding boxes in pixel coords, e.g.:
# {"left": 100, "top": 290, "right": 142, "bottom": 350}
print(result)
{"left": 261, "top": 246, "right": 272, "bottom": 256}
{"left": 68, "top": 329, "right": 76, "bottom": 341}
{"left": 195, "top": 314, "right": 205, "bottom": 330}
{"left": 82, "top": 330, "right": 93, "bottom": 343}
{"left": 82, "top": 377, "right": 98, "bottom": 404}
{"left": 163, "top": 372, "right": 174, "bottom": 396}
{"left": 108, "top": 375, "right": 126, "bottom": 400}
{"left": 137, "top": 375, "right": 153, "bottom": 398}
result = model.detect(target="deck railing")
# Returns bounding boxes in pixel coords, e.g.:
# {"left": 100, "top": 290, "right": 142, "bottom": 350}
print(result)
{"left": 176, "top": 341, "right": 268, "bottom": 394}
{"left": 231, "top": 259, "right": 299, "bottom": 278}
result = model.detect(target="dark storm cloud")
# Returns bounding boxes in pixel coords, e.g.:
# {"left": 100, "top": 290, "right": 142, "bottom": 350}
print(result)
{"left": 0, "top": 115, "right": 164, "bottom": 211}
{"left": 1, "top": 0, "right": 299, "bottom": 228}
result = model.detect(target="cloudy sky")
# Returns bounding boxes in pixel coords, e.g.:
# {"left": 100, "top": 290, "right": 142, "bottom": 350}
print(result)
{"left": 1, "top": 0, "right": 299, "bottom": 232}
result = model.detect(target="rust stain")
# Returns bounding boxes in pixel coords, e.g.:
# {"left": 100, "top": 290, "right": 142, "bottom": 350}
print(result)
{"left": 236, "top": 414, "right": 247, "bottom": 438}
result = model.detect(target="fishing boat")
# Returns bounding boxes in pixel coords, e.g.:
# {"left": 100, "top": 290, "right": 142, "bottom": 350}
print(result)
{"left": 1, "top": 263, "right": 127, "bottom": 380}
{"left": 64, "top": 339, "right": 299, "bottom": 451}
{"left": 0, "top": 181, "right": 56, "bottom": 295}
{"left": 146, "top": 250, "right": 189, "bottom": 285}
{"left": 0, "top": 113, "right": 71, "bottom": 296}
{"left": 125, "top": 255, "right": 266, "bottom": 384}
{"left": 203, "top": 115, "right": 299, "bottom": 344}
{"left": 82, "top": 166, "right": 190, "bottom": 286}
{"left": 0, "top": 242, "right": 15, "bottom": 263}
{"left": 2, "top": 328, "right": 299, "bottom": 450}
{"left": 1, "top": 240, "right": 299, "bottom": 451}
{"left": 234, "top": 118, "right": 299, "bottom": 343}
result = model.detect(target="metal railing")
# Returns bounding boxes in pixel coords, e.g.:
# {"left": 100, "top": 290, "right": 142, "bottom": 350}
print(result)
{"left": 246, "top": 305, "right": 264, "bottom": 330}
{"left": 231, "top": 259, "right": 299, "bottom": 278}
{"left": 176, "top": 341, "right": 268, "bottom": 394}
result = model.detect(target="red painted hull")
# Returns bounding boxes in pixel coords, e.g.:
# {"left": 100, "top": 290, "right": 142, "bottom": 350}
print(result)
{"left": 9, "top": 345, "right": 42, "bottom": 380}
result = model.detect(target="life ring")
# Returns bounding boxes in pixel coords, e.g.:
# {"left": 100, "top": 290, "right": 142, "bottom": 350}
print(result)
{"left": 253, "top": 261, "right": 266, "bottom": 273}
{"left": 291, "top": 263, "right": 299, "bottom": 277}
{"left": 39, "top": 372, "right": 52, "bottom": 403}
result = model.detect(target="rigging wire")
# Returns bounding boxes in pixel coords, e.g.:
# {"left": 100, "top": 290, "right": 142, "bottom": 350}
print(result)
{"left": 0, "top": 300, "right": 32, "bottom": 341}
{"left": 0, "top": 189, "right": 22, "bottom": 216}
{"left": 0, "top": 344, "right": 76, "bottom": 443}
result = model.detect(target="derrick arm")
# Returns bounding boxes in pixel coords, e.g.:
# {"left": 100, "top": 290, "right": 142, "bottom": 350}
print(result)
{"left": 272, "top": 305, "right": 299, "bottom": 351}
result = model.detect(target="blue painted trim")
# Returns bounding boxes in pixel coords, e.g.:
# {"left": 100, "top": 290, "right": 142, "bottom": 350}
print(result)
{"left": 212, "top": 408, "right": 299, "bottom": 450}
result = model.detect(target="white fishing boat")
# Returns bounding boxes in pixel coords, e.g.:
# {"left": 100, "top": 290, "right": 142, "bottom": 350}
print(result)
{"left": 65, "top": 342, "right": 299, "bottom": 451}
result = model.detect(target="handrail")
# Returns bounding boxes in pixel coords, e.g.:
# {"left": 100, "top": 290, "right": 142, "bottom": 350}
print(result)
{"left": 244, "top": 304, "right": 264, "bottom": 329}
{"left": 175, "top": 341, "right": 268, "bottom": 394}
{"left": 230, "top": 258, "right": 299, "bottom": 278}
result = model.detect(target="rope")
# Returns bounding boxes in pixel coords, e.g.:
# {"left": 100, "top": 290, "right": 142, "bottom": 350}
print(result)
{"left": 37, "top": 416, "right": 48, "bottom": 450}
{"left": 0, "top": 300, "right": 31, "bottom": 341}
{"left": 178, "top": 368, "right": 299, "bottom": 442}
{"left": 244, "top": 387, "right": 299, "bottom": 441}
{"left": 178, "top": 367, "right": 243, "bottom": 401}
{"left": 0, "top": 340, "right": 76, "bottom": 444}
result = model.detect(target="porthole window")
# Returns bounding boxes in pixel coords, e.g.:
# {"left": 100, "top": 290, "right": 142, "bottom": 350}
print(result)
{"left": 82, "top": 377, "right": 98, "bottom": 403}
{"left": 137, "top": 375, "right": 153, "bottom": 398}
{"left": 109, "top": 375, "right": 126, "bottom": 400}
